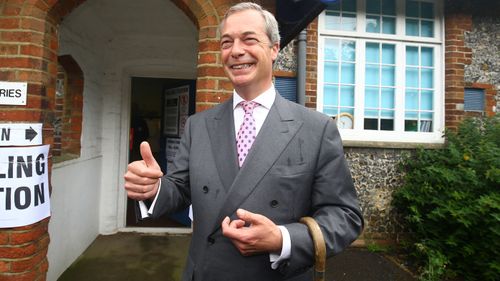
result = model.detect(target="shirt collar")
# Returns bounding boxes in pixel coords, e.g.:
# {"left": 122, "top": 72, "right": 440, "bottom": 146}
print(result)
{"left": 233, "top": 84, "right": 276, "bottom": 110}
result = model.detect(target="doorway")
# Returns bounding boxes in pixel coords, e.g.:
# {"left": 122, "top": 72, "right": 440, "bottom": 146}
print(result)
{"left": 127, "top": 77, "right": 195, "bottom": 228}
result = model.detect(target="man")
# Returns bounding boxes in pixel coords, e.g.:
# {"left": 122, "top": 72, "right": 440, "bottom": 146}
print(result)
{"left": 124, "top": 3, "right": 363, "bottom": 281}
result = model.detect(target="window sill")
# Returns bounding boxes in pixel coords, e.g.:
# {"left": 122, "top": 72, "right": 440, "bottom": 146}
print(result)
{"left": 342, "top": 139, "right": 445, "bottom": 149}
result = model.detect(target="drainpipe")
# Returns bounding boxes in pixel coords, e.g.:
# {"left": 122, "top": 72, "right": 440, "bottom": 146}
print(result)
{"left": 297, "top": 29, "right": 307, "bottom": 106}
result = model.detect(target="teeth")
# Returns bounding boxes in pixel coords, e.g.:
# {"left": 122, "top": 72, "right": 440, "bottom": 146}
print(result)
{"left": 232, "top": 64, "right": 252, "bottom": 69}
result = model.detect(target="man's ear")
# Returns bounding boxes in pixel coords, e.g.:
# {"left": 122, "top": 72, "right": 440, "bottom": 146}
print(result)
{"left": 271, "top": 43, "right": 280, "bottom": 61}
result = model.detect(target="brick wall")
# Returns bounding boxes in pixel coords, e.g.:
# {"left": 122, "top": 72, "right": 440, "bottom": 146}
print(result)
{"left": 0, "top": 0, "right": 59, "bottom": 279}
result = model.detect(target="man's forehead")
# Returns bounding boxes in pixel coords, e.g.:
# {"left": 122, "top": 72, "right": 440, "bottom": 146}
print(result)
{"left": 221, "top": 10, "right": 266, "bottom": 36}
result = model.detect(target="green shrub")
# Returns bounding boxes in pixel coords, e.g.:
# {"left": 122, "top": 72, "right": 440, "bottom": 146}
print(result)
{"left": 393, "top": 115, "right": 500, "bottom": 281}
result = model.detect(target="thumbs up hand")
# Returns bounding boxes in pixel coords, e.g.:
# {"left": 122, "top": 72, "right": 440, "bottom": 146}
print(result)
{"left": 124, "top": 141, "right": 163, "bottom": 201}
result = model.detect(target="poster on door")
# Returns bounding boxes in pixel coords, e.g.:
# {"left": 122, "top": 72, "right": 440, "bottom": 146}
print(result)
{"left": 0, "top": 145, "right": 51, "bottom": 228}
{"left": 163, "top": 85, "right": 189, "bottom": 137}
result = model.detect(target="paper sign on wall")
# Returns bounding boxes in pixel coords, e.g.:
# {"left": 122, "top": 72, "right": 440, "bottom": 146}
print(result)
{"left": 0, "top": 81, "right": 27, "bottom": 105}
{"left": 0, "top": 145, "right": 51, "bottom": 228}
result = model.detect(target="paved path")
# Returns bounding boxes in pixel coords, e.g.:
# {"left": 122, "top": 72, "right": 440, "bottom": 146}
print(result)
{"left": 58, "top": 233, "right": 416, "bottom": 281}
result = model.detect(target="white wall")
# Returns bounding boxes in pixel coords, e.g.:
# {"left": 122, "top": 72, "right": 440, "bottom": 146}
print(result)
{"left": 47, "top": 0, "right": 197, "bottom": 280}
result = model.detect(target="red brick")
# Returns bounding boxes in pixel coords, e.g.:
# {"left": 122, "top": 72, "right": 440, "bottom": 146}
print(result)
{"left": 0, "top": 260, "right": 10, "bottom": 273}
{"left": 197, "top": 78, "right": 217, "bottom": 90}
{"left": 0, "top": 18, "right": 20, "bottom": 29}
{"left": 19, "top": 45, "right": 44, "bottom": 58}
{"left": 198, "top": 40, "right": 221, "bottom": 52}
{"left": 9, "top": 226, "right": 48, "bottom": 246}
{"left": 198, "top": 53, "right": 218, "bottom": 64}
{"left": 1, "top": 31, "right": 44, "bottom": 44}
{"left": 0, "top": 232, "right": 10, "bottom": 245}
{"left": 0, "top": 269, "right": 38, "bottom": 281}
{"left": 0, "top": 243, "right": 37, "bottom": 259}
{"left": 197, "top": 66, "right": 226, "bottom": 78}
{"left": 0, "top": 109, "right": 43, "bottom": 122}
{"left": 10, "top": 249, "right": 46, "bottom": 272}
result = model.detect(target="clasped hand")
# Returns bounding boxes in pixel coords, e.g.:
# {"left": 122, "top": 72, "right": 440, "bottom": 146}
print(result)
{"left": 124, "top": 142, "right": 163, "bottom": 201}
{"left": 222, "top": 209, "right": 283, "bottom": 256}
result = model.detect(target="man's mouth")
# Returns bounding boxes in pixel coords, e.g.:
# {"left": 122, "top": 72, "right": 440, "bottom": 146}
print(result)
{"left": 231, "top": 63, "right": 254, "bottom": 70}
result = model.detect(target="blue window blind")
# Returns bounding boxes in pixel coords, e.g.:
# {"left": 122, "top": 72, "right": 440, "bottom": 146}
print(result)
{"left": 464, "top": 88, "right": 485, "bottom": 112}
{"left": 275, "top": 77, "right": 297, "bottom": 103}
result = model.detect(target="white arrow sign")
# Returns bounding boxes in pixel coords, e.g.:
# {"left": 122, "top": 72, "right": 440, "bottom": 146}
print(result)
{"left": 0, "top": 123, "right": 42, "bottom": 146}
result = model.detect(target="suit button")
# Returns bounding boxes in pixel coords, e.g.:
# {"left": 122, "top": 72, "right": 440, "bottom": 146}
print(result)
{"left": 270, "top": 200, "right": 279, "bottom": 208}
{"left": 207, "top": 237, "right": 215, "bottom": 245}
{"left": 202, "top": 186, "right": 209, "bottom": 193}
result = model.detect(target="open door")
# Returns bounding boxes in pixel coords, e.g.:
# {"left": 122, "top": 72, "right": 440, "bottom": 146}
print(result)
{"left": 127, "top": 77, "right": 195, "bottom": 228}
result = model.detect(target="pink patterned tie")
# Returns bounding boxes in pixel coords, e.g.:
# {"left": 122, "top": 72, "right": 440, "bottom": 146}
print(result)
{"left": 237, "top": 101, "right": 259, "bottom": 167}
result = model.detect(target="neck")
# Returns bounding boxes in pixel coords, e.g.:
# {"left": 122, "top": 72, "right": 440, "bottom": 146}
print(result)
{"left": 235, "top": 81, "right": 273, "bottom": 101}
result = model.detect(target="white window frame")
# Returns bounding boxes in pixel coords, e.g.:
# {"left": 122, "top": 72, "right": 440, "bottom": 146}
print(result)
{"left": 317, "top": 0, "right": 445, "bottom": 144}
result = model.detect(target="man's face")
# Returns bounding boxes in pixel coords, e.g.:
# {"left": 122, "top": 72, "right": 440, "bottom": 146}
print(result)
{"left": 220, "top": 9, "right": 279, "bottom": 97}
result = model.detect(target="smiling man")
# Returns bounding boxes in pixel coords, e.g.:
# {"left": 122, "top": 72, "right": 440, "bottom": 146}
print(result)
{"left": 124, "top": 2, "right": 363, "bottom": 281}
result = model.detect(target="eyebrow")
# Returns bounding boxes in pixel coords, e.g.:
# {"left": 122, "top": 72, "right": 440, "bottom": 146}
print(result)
{"left": 221, "top": 31, "right": 259, "bottom": 40}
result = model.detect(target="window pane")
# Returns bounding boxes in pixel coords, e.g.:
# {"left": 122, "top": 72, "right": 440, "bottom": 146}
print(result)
{"left": 382, "top": 0, "right": 396, "bottom": 15}
{"left": 405, "top": 90, "right": 418, "bottom": 110}
{"left": 342, "top": 41, "right": 356, "bottom": 61}
{"left": 381, "top": 88, "right": 395, "bottom": 108}
{"left": 340, "top": 86, "right": 355, "bottom": 106}
{"left": 420, "top": 120, "right": 432, "bottom": 132}
{"left": 380, "top": 118, "right": 394, "bottom": 130}
{"left": 366, "top": 64, "right": 380, "bottom": 85}
{"left": 405, "top": 119, "right": 418, "bottom": 131}
{"left": 381, "top": 110, "right": 394, "bottom": 118}
{"left": 325, "top": 11, "right": 341, "bottom": 30}
{"left": 324, "top": 62, "right": 339, "bottom": 83}
{"left": 382, "top": 44, "right": 395, "bottom": 64}
{"left": 421, "top": 20, "right": 434, "bottom": 37}
{"left": 341, "top": 63, "right": 355, "bottom": 83}
{"left": 365, "top": 87, "right": 379, "bottom": 108}
{"left": 420, "top": 112, "right": 432, "bottom": 119}
{"left": 366, "top": 16, "right": 380, "bottom": 33}
{"left": 365, "top": 110, "right": 378, "bottom": 117}
{"left": 324, "top": 107, "right": 338, "bottom": 116}
{"left": 325, "top": 39, "right": 340, "bottom": 61}
{"left": 366, "top": 43, "right": 380, "bottom": 63}
{"left": 421, "top": 2, "right": 434, "bottom": 19}
{"left": 364, "top": 118, "right": 378, "bottom": 130}
{"left": 421, "top": 47, "right": 433, "bottom": 66}
{"left": 406, "top": 46, "right": 419, "bottom": 65}
{"left": 366, "top": 0, "right": 381, "bottom": 14}
{"left": 382, "top": 17, "right": 396, "bottom": 34}
{"left": 406, "top": 0, "right": 419, "bottom": 17}
{"left": 381, "top": 66, "right": 395, "bottom": 86}
{"left": 421, "top": 90, "right": 433, "bottom": 110}
{"left": 406, "top": 19, "right": 419, "bottom": 36}
{"left": 406, "top": 67, "right": 419, "bottom": 88}
{"left": 421, "top": 68, "right": 433, "bottom": 88}
{"left": 324, "top": 85, "right": 339, "bottom": 106}
{"left": 343, "top": 0, "right": 357, "bottom": 12}
{"left": 342, "top": 13, "right": 357, "bottom": 31}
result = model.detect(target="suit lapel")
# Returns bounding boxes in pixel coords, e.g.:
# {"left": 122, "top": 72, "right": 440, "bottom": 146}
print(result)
{"left": 206, "top": 99, "right": 239, "bottom": 192}
{"left": 210, "top": 95, "right": 303, "bottom": 234}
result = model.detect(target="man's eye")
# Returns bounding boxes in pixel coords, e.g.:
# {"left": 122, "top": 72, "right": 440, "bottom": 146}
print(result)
{"left": 245, "top": 38, "right": 258, "bottom": 44}
{"left": 221, "top": 41, "right": 233, "bottom": 49}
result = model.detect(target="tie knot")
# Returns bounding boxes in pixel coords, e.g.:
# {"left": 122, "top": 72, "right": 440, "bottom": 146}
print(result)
{"left": 240, "top": 101, "right": 258, "bottom": 114}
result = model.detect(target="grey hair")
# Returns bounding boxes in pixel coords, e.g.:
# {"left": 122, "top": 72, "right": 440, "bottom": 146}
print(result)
{"left": 219, "top": 2, "right": 281, "bottom": 46}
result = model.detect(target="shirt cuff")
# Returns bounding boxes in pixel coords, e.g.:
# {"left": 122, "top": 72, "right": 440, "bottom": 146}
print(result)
{"left": 270, "top": 225, "right": 291, "bottom": 270}
{"left": 138, "top": 179, "right": 162, "bottom": 218}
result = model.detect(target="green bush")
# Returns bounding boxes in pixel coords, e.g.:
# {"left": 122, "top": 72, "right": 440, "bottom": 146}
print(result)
{"left": 393, "top": 115, "right": 500, "bottom": 281}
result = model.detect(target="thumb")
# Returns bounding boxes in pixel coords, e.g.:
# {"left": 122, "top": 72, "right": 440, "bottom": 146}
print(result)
{"left": 140, "top": 141, "right": 160, "bottom": 169}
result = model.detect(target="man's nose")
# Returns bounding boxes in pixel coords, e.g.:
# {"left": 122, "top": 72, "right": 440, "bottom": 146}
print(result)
{"left": 231, "top": 40, "right": 245, "bottom": 58}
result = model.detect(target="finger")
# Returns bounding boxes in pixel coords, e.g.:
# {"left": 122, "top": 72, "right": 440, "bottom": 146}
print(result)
{"left": 124, "top": 170, "right": 161, "bottom": 185}
{"left": 229, "top": 219, "right": 246, "bottom": 229}
{"left": 140, "top": 142, "right": 161, "bottom": 170}
{"left": 236, "top": 208, "right": 263, "bottom": 225}
{"left": 127, "top": 161, "right": 163, "bottom": 178}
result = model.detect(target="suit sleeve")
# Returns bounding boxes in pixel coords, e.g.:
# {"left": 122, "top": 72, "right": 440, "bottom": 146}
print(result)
{"left": 149, "top": 117, "right": 193, "bottom": 219}
{"left": 279, "top": 118, "right": 364, "bottom": 277}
